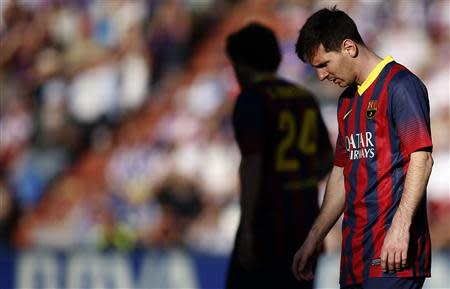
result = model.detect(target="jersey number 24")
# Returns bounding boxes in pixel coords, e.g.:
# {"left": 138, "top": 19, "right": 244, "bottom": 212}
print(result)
{"left": 275, "top": 109, "right": 318, "bottom": 172}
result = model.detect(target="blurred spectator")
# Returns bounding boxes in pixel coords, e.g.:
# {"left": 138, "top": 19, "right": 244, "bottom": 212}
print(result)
{"left": 117, "top": 25, "right": 151, "bottom": 113}
{"left": 150, "top": 178, "right": 202, "bottom": 247}
{"left": 146, "top": 0, "right": 192, "bottom": 84}
{"left": 0, "top": 183, "right": 21, "bottom": 249}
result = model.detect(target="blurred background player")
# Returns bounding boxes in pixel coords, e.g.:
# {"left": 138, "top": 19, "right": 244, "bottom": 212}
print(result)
{"left": 225, "top": 23, "right": 333, "bottom": 289}
{"left": 292, "top": 7, "right": 433, "bottom": 289}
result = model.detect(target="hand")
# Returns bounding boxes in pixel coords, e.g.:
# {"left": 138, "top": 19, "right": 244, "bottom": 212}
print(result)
{"left": 380, "top": 223, "right": 410, "bottom": 273}
{"left": 237, "top": 230, "right": 257, "bottom": 270}
{"left": 292, "top": 236, "right": 318, "bottom": 281}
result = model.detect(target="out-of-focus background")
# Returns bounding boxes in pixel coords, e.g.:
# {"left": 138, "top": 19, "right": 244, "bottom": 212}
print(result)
{"left": 0, "top": 0, "right": 448, "bottom": 288}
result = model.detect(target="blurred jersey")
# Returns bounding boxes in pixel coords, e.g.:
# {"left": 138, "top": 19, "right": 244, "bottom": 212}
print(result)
{"left": 230, "top": 76, "right": 333, "bottom": 288}
{"left": 334, "top": 57, "right": 432, "bottom": 287}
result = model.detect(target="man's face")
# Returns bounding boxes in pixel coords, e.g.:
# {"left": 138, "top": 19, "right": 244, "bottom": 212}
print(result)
{"left": 309, "top": 44, "right": 356, "bottom": 87}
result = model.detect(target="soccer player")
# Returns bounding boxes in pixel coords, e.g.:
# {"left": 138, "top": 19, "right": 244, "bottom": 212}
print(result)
{"left": 225, "top": 23, "right": 333, "bottom": 289}
{"left": 291, "top": 7, "right": 433, "bottom": 289}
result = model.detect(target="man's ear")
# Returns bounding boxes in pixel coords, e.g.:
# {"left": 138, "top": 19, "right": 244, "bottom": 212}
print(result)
{"left": 342, "top": 39, "right": 358, "bottom": 58}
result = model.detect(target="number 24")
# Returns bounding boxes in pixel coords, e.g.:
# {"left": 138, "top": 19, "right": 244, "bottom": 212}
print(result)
{"left": 276, "top": 109, "right": 318, "bottom": 172}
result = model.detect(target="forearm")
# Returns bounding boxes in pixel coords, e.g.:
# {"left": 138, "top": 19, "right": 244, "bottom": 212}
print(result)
{"left": 392, "top": 151, "right": 433, "bottom": 228}
{"left": 308, "top": 165, "right": 346, "bottom": 242}
{"left": 380, "top": 151, "right": 433, "bottom": 272}
{"left": 239, "top": 155, "right": 262, "bottom": 231}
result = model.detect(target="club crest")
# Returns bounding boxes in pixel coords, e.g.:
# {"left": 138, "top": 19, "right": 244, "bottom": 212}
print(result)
{"left": 366, "top": 100, "right": 378, "bottom": 119}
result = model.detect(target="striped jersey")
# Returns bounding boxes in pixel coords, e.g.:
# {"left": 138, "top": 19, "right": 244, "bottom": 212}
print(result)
{"left": 334, "top": 56, "right": 433, "bottom": 286}
{"left": 232, "top": 76, "right": 333, "bottom": 262}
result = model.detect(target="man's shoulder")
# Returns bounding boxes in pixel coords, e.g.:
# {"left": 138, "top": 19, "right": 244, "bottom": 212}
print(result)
{"left": 234, "top": 87, "right": 265, "bottom": 117}
{"left": 387, "top": 62, "right": 425, "bottom": 87}
{"left": 277, "top": 78, "right": 314, "bottom": 95}
{"left": 262, "top": 78, "right": 319, "bottom": 103}
{"left": 236, "top": 87, "right": 263, "bottom": 102}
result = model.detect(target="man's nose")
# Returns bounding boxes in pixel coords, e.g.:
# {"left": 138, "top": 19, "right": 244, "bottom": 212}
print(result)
{"left": 317, "top": 69, "right": 328, "bottom": 81}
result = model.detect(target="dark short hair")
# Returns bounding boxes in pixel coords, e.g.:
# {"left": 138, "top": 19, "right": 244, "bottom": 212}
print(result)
{"left": 295, "top": 7, "right": 365, "bottom": 63}
{"left": 226, "top": 22, "right": 281, "bottom": 72}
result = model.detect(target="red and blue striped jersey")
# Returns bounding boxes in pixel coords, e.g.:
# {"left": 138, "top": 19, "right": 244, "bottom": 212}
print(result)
{"left": 334, "top": 56, "right": 433, "bottom": 286}
{"left": 233, "top": 76, "right": 333, "bottom": 261}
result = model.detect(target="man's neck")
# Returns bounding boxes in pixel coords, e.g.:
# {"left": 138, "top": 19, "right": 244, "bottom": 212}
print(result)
{"left": 355, "top": 48, "right": 383, "bottom": 85}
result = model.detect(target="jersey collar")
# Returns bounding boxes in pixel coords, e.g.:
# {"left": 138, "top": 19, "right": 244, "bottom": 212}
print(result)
{"left": 254, "top": 73, "right": 276, "bottom": 84}
{"left": 357, "top": 56, "right": 394, "bottom": 95}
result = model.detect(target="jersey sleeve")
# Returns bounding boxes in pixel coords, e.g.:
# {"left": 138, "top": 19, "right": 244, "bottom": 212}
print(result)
{"left": 334, "top": 132, "right": 347, "bottom": 167}
{"left": 232, "top": 90, "right": 265, "bottom": 155}
{"left": 389, "top": 72, "right": 433, "bottom": 156}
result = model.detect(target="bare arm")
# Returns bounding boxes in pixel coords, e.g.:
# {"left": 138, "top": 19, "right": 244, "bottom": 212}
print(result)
{"left": 308, "top": 165, "right": 346, "bottom": 241}
{"left": 392, "top": 151, "right": 433, "bottom": 227}
{"left": 292, "top": 165, "right": 346, "bottom": 280}
{"left": 381, "top": 151, "right": 433, "bottom": 272}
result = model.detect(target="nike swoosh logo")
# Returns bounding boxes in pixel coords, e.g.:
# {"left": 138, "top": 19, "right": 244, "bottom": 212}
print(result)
{"left": 343, "top": 109, "right": 352, "bottom": 120}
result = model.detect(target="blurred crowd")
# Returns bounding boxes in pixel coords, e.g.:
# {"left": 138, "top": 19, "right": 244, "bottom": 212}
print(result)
{"left": 0, "top": 0, "right": 449, "bottom": 254}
